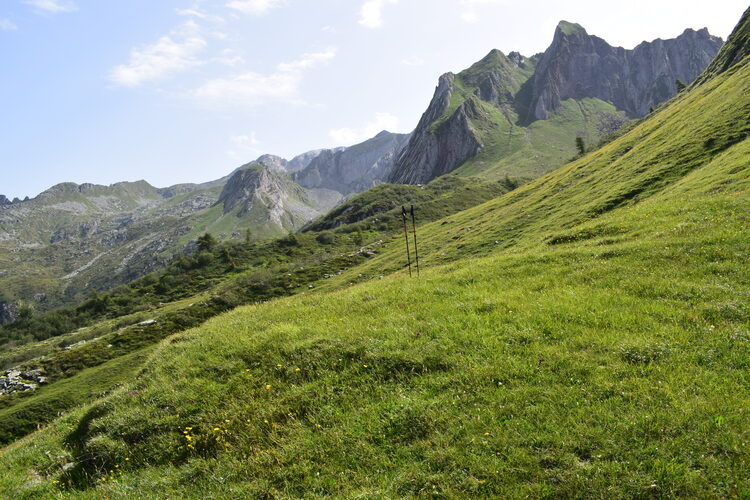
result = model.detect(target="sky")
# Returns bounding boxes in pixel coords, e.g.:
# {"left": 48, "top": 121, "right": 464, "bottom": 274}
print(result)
{"left": 1, "top": 0, "right": 747, "bottom": 199}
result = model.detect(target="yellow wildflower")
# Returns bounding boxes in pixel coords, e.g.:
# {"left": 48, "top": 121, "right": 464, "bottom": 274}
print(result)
{"left": 265, "top": 385, "right": 271, "bottom": 390}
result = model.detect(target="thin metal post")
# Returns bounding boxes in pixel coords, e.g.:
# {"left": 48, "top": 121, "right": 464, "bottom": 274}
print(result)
{"left": 401, "top": 206, "right": 412, "bottom": 277}
{"left": 410, "top": 205, "right": 420, "bottom": 277}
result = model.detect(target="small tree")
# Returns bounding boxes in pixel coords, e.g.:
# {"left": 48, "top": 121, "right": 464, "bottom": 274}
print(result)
{"left": 575, "top": 136, "right": 586, "bottom": 155}
{"left": 675, "top": 79, "right": 687, "bottom": 92}
{"left": 245, "top": 229, "right": 253, "bottom": 244}
{"left": 279, "top": 232, "right": 300, "bottom": 247}
{"left": 196, "top": 232, "right": 218, "bottom": 252}
{"left": 353, "top": 230, "right": 364, "bottom": 246}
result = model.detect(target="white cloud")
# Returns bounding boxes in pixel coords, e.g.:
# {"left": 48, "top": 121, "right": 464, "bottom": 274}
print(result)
{"left": 329, "top": 112, "right": 400, "bottom": 146}
{"left": 24, "top": 0, "right": 77, "bottom": 13}
{"left": 176, "top": 6, "right": 225, "bottom": 23}
{"left": 359, "top": 0, "right": 398, "bottom": 29}
{"left": 226, "top": 0, "right": 285, "bottom": 15}
{"left": 190, "top": 47, "right": 336, "bottom": 107}
{"left": 0, "top": 19, "right": 18, "bottom": 30}
{"left": 228, "top": 132, "right": 261, "bottom": 160}
{"left": 109, "top": 22, "right": 207, "bottom": 87}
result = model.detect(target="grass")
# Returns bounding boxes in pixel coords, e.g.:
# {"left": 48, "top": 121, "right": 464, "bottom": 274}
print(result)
{"left": 0, "top": 175, "right": 511, "bottom": 447}
{"left": 0, "top": 15, "right": 748, "bottom": 499}
{"left": 0, "top": 347, "right": 154, "bottom": 446}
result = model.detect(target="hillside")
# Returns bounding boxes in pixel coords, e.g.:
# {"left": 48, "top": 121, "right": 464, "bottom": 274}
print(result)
{"left": 0, "top": 132, "right": 406, "bottom": 321}
{"left": 388, "top": 22, "right": 722, "bottom": 184}
{"left": 0, "top": 176, "right": 509, "bottom": 446}
{"left": 0, "top": 7, "right": 748, "bottom": 498}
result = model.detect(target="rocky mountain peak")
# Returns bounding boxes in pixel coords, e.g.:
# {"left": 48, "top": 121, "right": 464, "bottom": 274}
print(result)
{"left": 0, "top": 195, "right": 11, "bottom": 206}
{"left": 389, "top": 21, "right": 723, "bottom": 186}
{"left": 218, "top": 163, "right": 280, "bottom": 215}
{"left": 520, "top": 21, "right": 723, "bottom": 123}
{"left": 254, "top": 154, "right": 288, "bottom": 171}
{"left": 554, "top": 20, "right": 587, "bottom": 39}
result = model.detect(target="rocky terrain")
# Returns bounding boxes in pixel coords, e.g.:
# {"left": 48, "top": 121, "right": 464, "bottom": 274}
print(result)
{"left": 520, "top": 22, "right": 723, "bottom": 122}
{"left": 388, "top": 22, "right": 723, "bottom": 185}
{"left": 293, "top": 131, "right": 410, "bottom": 194}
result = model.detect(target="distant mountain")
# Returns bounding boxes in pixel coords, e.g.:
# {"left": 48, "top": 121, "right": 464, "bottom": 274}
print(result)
{"left": 0, "top": 167, "right": 339, "bottom": 318}
{"left": 0, "top": 129, "right": 411, "bottom": 319}
{"left": 293, "top": 131, "right": 410, "bottom": 194}
{"left": 217, "top": 163, "right": 341, "bottom": 234}
{"left": 388, "top": 22, "right": 723, "bottom": 185}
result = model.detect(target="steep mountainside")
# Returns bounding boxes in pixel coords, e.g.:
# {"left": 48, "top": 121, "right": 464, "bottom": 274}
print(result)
{"left": 389, "top": 22, "right": 722, "bottom": 185}
{"left": 519, "top": 22, "right": 722, "bottom": 122}
{"left": 1, "top": 7, "right": 748, "bottom": 496}
{"left": 293, "top": 131, "right": 410, "bottom": 194}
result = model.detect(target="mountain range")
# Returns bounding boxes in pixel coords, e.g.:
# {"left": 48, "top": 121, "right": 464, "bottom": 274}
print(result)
{"left": 0, "top": 21, "right": 724, "bottom": 320}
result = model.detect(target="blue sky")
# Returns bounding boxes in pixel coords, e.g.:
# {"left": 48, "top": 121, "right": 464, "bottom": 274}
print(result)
{"left": 1, "top": 0, "right": 747, "bottom": 199}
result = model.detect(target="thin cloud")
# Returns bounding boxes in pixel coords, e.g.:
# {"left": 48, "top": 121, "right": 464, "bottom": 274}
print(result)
{"left": 190, "top": 47, "right": 336, "bottom": 108}
{"left": 176, "top": 6, "right": 225, "bottom": 23}
{"left": 359, "top": 0, "right": 398, "bottom": 29}
{"left": 0, "top": 19, "right": 18, "bottom": 30}
{"left": 228, "top": 132, "right": 261, "bottom": 160}
{"left": 109, "top": 22, "right": 207, "bottom": 88}
{"left": 329, "top": 112, "right": 399, "bottom": 146}
{"left": 24, "top": 0, "right": 77, "bottom": 14}
{"left": 226, "top": 0, "right": 285, "bottom": 15}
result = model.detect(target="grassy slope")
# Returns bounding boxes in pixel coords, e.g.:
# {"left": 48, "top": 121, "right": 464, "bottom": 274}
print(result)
{"left": 1, "top": 37, "right": 749, "bottom": 500}
{"left": 0, "top": 178, "right": 509, "bottom": 447}
{"left": 454, "top": 97, "right": 620, "bottom": 180}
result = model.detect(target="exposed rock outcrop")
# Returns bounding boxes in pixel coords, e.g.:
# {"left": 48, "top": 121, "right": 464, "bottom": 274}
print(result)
{"left": 0, "top": 195, "right": 11, "bottom": 206}
{"left": 294, "top": 131, "right": 410, "bottom": 194}
{"left": 520, "top": 22, "right": 723, "bottom": 122}
{"left": 218, "top": 163, "right": 342, "bottom": 232}
{"left": 0, "top": 368, "right": 48, "bottom": 395}
{"left": 389, "top": 51, "right": 537, "bottom": 184}
{"left": 388, "top": 22, "right": 723, "bottom": 186}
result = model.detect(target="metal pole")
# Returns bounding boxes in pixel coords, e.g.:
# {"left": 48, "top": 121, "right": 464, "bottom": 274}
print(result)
{"left": 401, "top": 206, "right": 412, "bottom": 277}
{"left": 410, "top": 205, "right": 420, "bottom": 277}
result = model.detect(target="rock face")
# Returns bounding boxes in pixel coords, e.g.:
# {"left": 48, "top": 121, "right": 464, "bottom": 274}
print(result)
{"left": 388, "top": 22, "right": 723, "bottom": 185}
{"left": 388, "top": 72, "right": 483, "bottom": 185}
{"left": 286, "top": 149, "right": 332, "bottom": 172}
{"left": 522, "top": 22, "right": 723, "bottom": 122}
{"left": 294, "top": 131, "right": 410, "bottom": 194}
{"left": 218, "top": 163, "right": 342, "bottom": 232}
{"left": 0, "top": 195, "right": 11, "bottom": 206}
{"left": 389, "top": 49, "right": 538, "bottom": 184}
